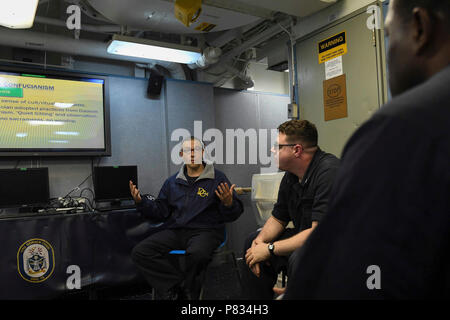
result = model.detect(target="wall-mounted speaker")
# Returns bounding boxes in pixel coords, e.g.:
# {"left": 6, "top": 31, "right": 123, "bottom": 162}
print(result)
{"left": 147, "top": 72, "right": 164, "bottom": 98}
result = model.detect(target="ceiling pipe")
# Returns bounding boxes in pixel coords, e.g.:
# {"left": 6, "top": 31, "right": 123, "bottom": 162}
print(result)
{"left": 188, "top": 47, "right": 222, "bottom": 70}
{"left": 217, "top": 18, "right": 292, "bottom": 65}
{"left": 0, "top": 28, "right": 186, "bottom": 80}
{"left": 0, "top": 18, "right": 291, "bottom": 85}
{"left": 213, "top": 64, "right": 254, "bottom": 89}
{"left": 34, "top": 16, "right": 124, "bottom": 33}
{"left": 66, "top": 0, "right": 113, "bottom": 24}
{"left": 203, "top": 17, "right": 292, "bottom": 88}
{"left": 204, "top": 18, "right": 265, "bottom": 48}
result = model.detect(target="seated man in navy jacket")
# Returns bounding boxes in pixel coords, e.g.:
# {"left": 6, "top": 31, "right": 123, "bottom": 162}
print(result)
{"left": 129, "top": 136, "right": 243, "bottom": 300}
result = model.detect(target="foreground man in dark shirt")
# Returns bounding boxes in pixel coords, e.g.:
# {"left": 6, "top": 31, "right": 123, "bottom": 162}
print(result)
{"left": 242, "top": 120, "right": 340, "bottom": 299}
{"left": 285, "top": 0, "right": 450, "bottom": 299}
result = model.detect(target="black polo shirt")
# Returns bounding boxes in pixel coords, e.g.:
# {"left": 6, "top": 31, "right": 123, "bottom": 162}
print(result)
{"left": 272, "top": 148, "right": 340, "bottom": 233}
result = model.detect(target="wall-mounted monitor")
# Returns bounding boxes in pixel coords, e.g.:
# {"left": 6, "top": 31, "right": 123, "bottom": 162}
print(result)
{"left": 0, "top": 65, "right": 111, "bottom": 157}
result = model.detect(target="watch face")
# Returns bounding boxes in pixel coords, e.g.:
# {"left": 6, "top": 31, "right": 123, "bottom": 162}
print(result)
{"left": 269, "top": 244, "right": 274, "bottom": 250}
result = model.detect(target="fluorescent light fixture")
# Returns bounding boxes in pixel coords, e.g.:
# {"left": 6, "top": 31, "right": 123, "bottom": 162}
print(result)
{"left": 0, "top": 0, "right": 39, "bottom": 29}
{"left": 49, "top": 140, "right": 69, "bottom": 144}
{"left": 107, "top": 34, "right": 202, "bottom": 64}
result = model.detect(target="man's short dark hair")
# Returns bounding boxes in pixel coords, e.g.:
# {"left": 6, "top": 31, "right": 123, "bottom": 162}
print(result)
{"left": 278, "top": 120, "right": 318, "bottom": 148}
{"left": 181, "top": 136, "right": 204, "bottom": 150}
{"left": 396, "top": 0, "right": 450, "bottom": 25}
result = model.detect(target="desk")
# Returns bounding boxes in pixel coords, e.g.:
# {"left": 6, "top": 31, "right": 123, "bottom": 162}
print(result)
{"left": 0, "top": 209, "right": 164, "bottom": 299}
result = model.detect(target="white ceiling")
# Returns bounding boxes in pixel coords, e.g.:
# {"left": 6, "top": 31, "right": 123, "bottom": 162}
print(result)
{"left": 85, "top": 0, "right": 338, "bottom": 34}
{"left": 86, "top": 0, "right": 262, "bottom": 34}
{"left": 225, "top": 0, "right": 338, "bottom": 18}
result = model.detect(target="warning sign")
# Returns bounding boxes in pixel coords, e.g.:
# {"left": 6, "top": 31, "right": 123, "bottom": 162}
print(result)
{"left": 318, "top": 31, "right": 347, "bottom": 64}
{"left": 323, "top": 74, "right": 347, "bottom": 121}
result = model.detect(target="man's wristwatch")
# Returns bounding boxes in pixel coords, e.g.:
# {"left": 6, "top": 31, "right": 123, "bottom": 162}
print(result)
{"left": 268, "top": 242, "right": 275, "bottom": 257}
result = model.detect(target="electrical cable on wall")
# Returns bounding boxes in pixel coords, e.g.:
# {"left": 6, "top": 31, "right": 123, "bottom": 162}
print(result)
{"left": 278, "top": 21, "right": 300, "bottom": 119}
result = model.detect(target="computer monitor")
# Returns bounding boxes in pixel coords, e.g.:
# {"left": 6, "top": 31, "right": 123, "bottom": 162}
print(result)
{"left": 93, "top": 166, "right": 138, "bottom": 202}
{"left": 0, "top": 168, "right": 50, "bottom": 208}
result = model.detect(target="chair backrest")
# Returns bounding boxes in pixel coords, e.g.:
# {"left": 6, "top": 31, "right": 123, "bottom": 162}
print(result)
{"left": 216, "top": 228, "right": 227, "bottom": 250}
{"left": 169, "top": 249, "right": 187, "bottom": 255}
{"left": 251, "top": 172, "right": 285, "bottom": 227}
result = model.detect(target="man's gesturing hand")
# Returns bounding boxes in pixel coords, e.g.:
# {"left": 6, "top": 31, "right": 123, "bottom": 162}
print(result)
{"left": 129, "top": 180, "right": 142, "bottom": 203}
{"left": 215, "top": 182, "right": 235, "bottom": 207}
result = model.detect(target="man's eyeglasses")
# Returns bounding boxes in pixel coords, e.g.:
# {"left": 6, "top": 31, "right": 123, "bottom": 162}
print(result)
{"left": 273, "top": 142, "right": 297, "bottom": 150}
{"left": 181, "top": 147, "right": 203, "bottom": 153}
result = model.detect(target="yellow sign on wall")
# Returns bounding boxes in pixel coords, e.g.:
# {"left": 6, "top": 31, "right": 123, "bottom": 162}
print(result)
{"left": 318, "top": 31, "right": 347, "bottom": 64}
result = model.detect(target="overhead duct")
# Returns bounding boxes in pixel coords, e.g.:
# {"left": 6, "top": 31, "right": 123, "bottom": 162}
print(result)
{"left": 34, "top": 16, "right": 125, "bottom": 34}
{"left": 217, "top": 17, "right": 292, "bottom": 65}
{"left": 0, "top": 28, "right": 186, "bottom": 80}
{"left": 198, "top": 17, "right": 292, "bottom": 89}
{"left": 265, "top": 42, "right": 289, "bottom": 72}
{"left": 213, "top": 64, "right": 254, "bottom": 89}
{"left": 188, "top": 47, "right": 222, "bottom": 69}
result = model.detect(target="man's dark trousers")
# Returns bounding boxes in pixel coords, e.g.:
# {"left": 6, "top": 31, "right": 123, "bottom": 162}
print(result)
{"left": 132, "top": 227, "right": 223, "bottom": 297}
{"left": 241, "top": 229, "right": 296, "bottom": 300}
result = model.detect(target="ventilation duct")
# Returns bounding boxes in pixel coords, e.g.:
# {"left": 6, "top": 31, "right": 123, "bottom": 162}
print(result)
{"left": 188, "top": 47, "right": 222, "bottom": 69}
{"left": 0, "top": 28, "right": 187, "bottom": 80}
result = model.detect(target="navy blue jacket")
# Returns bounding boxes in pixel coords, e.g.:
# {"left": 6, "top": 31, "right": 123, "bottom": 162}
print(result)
{"left": 137, "top": 163, "right": 244, "bottom": 229}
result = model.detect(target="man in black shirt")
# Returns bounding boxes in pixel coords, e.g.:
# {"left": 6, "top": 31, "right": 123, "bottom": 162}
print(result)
{"left": 285, "top": 0, "right": 450, "bottom": 299}
{"left": 242, "top": 120, "right": 340, "bottom": 299}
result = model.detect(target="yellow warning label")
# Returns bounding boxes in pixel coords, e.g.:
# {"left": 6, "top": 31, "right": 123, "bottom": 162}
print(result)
{"left": 195, "top": 22, "right": 217, "bottom": 32}
{"left": 318, "top": 31, "right": 347, "bottom": 64}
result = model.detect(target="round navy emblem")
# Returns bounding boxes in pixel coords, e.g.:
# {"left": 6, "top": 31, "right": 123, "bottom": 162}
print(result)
{"left": 17, "top": 238, "right": 55, "bottom": 283}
